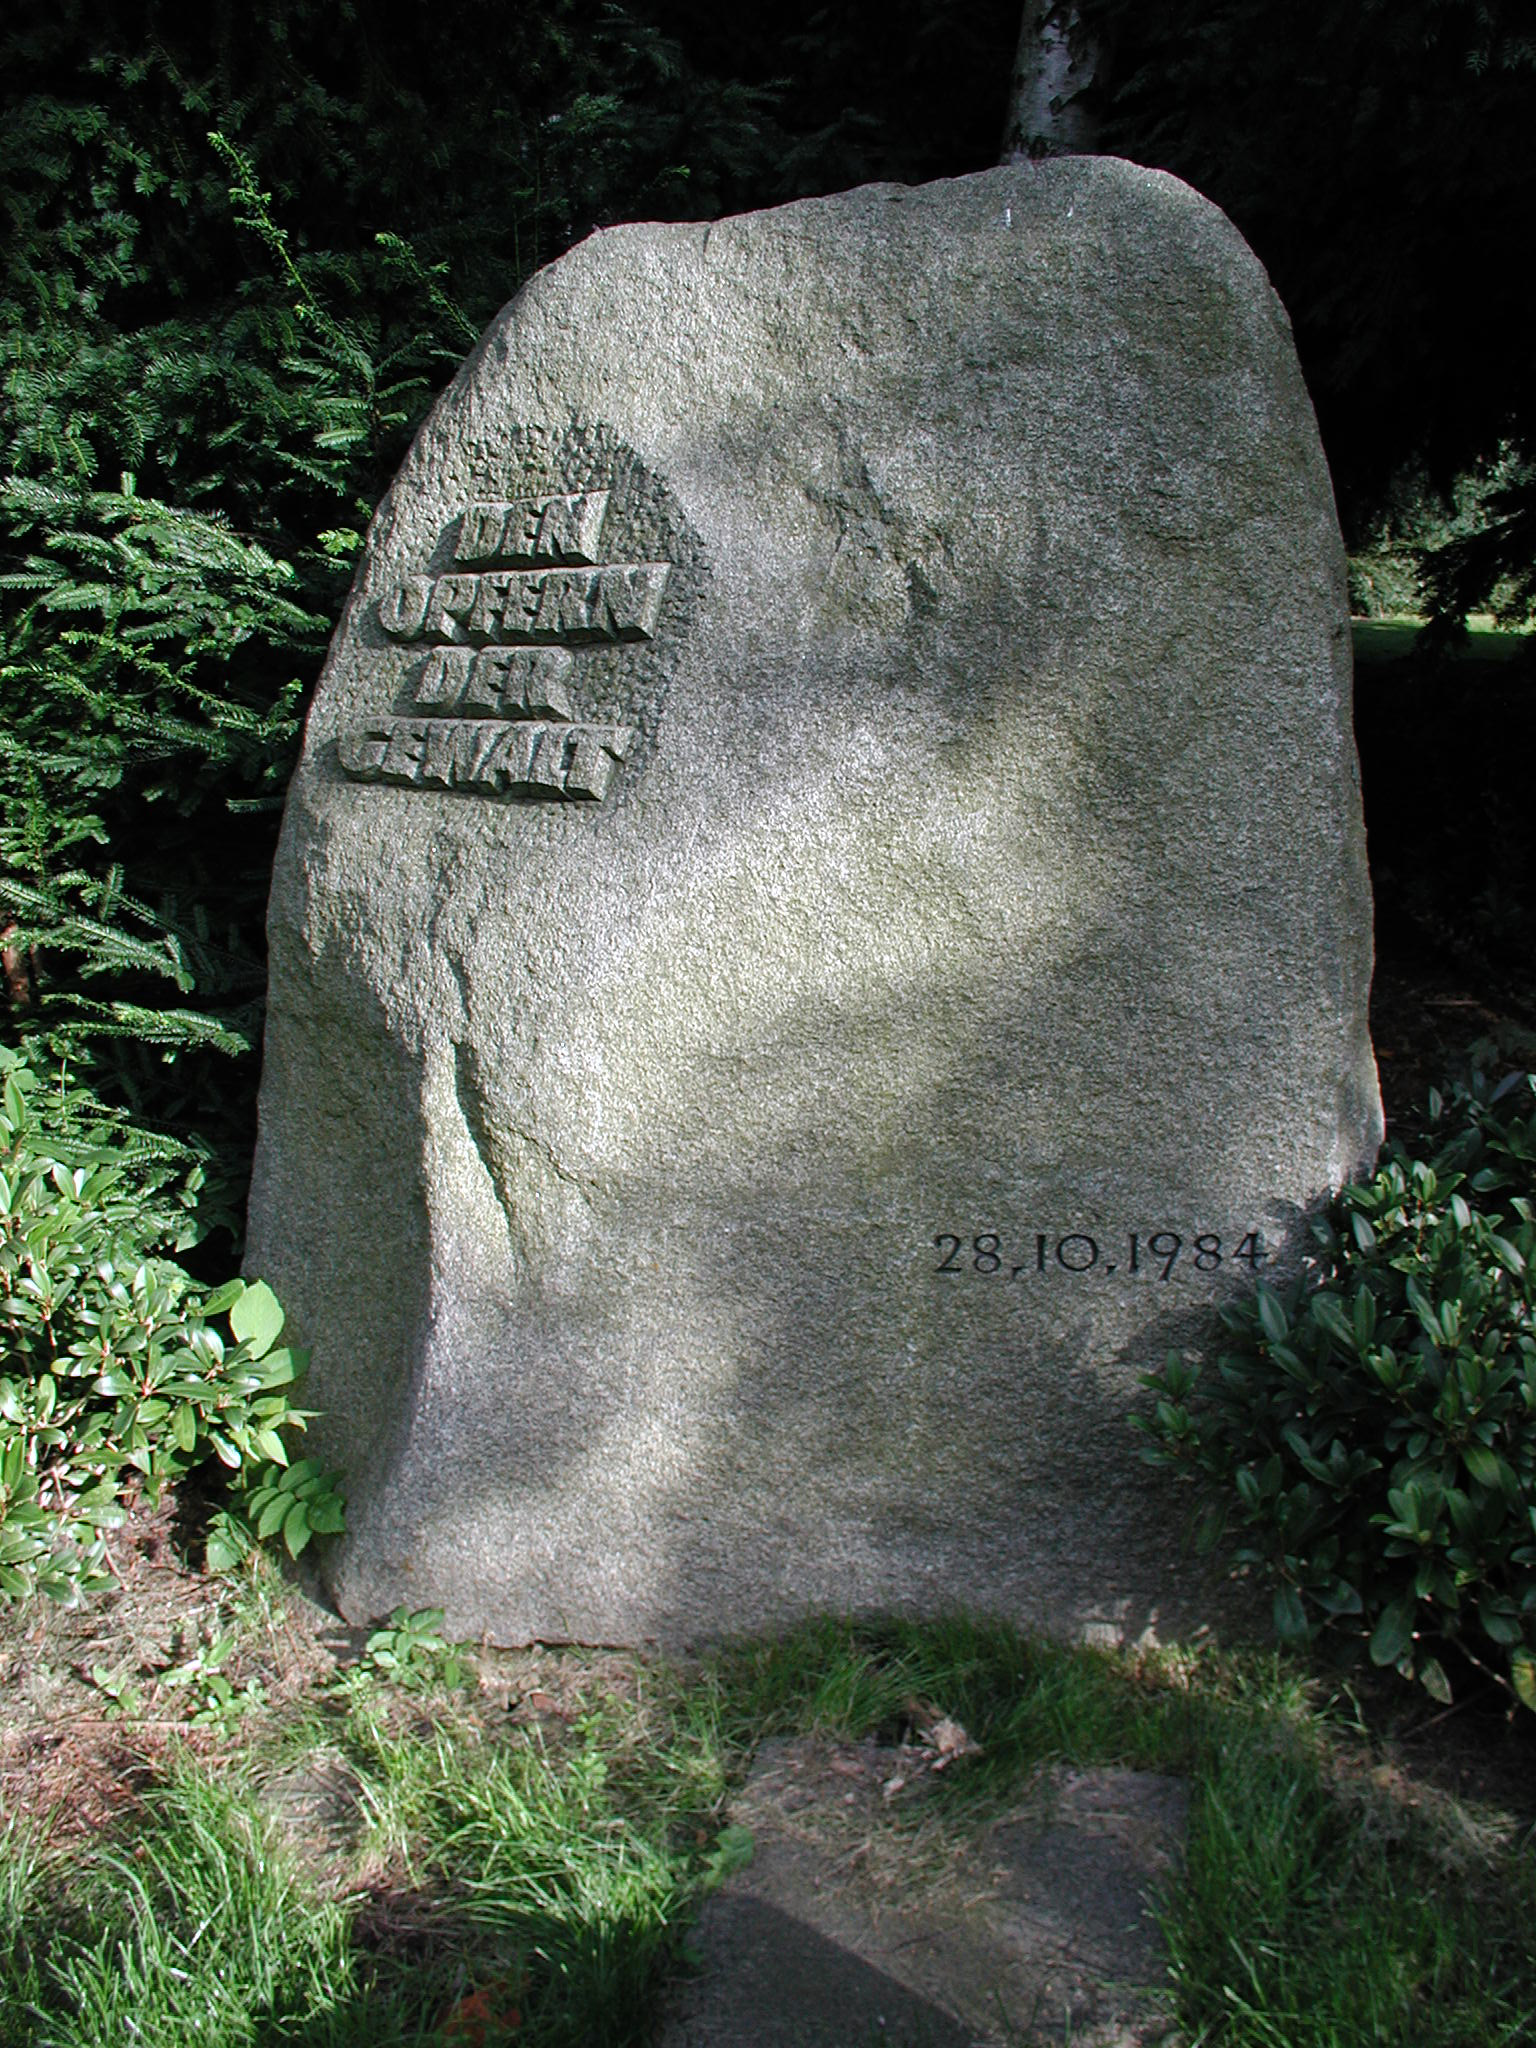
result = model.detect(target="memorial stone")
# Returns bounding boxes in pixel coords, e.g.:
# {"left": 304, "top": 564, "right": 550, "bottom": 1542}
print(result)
{"left": 247, "top": 157, "right": 1382, "bottom": 1647}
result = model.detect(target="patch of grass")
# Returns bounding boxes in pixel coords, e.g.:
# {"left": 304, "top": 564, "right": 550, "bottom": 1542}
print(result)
{"left": 683, "top": 1617, "right": 1536, "bottom": 2043}
{"left": 1351, "top": 614, "right": 1534, "bottom": 664}
{"left": 7, "top": 1765, "right": 431, "bottom": 2047}
{"left": 3, "top": 1695, "right": 704, "bottom": 2047}
{"left": 1167, "top": 1711, "right": 1536, "bottom": 2047}
{"left": 333, "top": 1691, "right": 693, "bottom": 2045}
{"left": 0, "top": 1820, "right": 48, "bottom": 2045}
{"left": 371, "top": 1733, "right": 680, "bottom": 2041}
{"left": 699, "top": 1612, "right": 1215, "bottom": 1793}
{"left": 0, "top": 1612, "right": 1532, "bottom": 2045}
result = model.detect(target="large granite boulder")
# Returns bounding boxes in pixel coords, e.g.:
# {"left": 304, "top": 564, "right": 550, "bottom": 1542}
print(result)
{"left": 247, "top": 157, "right": 1381, "bottom": 1647}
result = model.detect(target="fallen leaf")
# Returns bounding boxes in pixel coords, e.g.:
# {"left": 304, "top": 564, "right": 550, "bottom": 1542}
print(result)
{"left": 437, "top": 1975, "right": 522, "bottom": 2043}
{"left": 923, "top": 1716, "right": 981, "bottom": 1768}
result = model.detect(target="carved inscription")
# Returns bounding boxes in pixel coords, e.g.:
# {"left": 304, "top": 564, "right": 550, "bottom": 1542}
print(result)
{"left": 412, "top": 648, "right": 576, "bottom": 721}
{"left": 930, "top": 1228, "right": 1270, "bottom": 1280}
{"left": 340, "top": 481, "right": 674, "bottom": 805}
{"left": 456, "top": 491, "right": 609, "bottom": 565}
{"left": 377, "top": 563, "right": 670, "bottom": 645}
{"left": 339, "top": 719, "right": 634, "bottom": 802}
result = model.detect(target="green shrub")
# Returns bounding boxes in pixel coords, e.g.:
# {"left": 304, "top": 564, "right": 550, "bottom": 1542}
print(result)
{"left": 0, "top": 1043, "right": 342, "bottom": 1601}
{"left": 0, "top": 116, "right": 457, "bottom": 1200}
{"left": 1137, "top": 1071, "right": 1536, "bottom": 1709}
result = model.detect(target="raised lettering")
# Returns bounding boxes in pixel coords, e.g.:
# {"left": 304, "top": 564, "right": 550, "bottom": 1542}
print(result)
{"left": 390, "top": 566, "right": 672, "bottom": 645}
{"left": 532, "top": 569, "right": 599, "bottom": 641}
{"left": 518, "top": 649, "right": 575, "bottom": 720}
{"left": 455, "top": 502, "right": 508, "bottom": 561}
{"left": 424, "top": 647, "right": 573, "bottom": 718}
{"left": 423, "top": 575, "right": 478, "bottom": 640}
{"left": 462, "top": 648, "right": 513, "bottom": 714}
{"left": 466, "top": 722, "right": 511, "bottom": 785}
{"left": 419, "top": 718, "right": 484, "bottom": 787}
{"left": 595, "top": 562, "right": 670, "bottom": 639}
{"left": 412, "top": 648, "right": 474, "bottom": 711}
{"left": 336, "top": 725, "right": 392, "bottom": 777}
{"left": 562, "top": 731, "right": 624, "bottom": 801}
{"left": 462, "top": 725, "right": 526, "bottom": 793}
{"left": 337, "top": 718, "right": 637, "bottom": 800}
{"left": 526, "top": 726, "right": 570, "bottom": 794}
{"left": 535, "top": 491, "right": 608, "bottom": 564}
{"left": 455, "top": 492, "right": 610, "bottom": 567}
{"left": 466, "top": 571, "right": 514, "bottom": 638}
{"left": 501, "top": 572, "right": 544, "bottom": 635}
{"left": 500, "top": 500, "right": 545, "bottom": 558}
{"left": 379, "top": 720, "right": 428, "bottom": 785}
{"left": 377, "top": 577, "right": 432, "bottom": 639}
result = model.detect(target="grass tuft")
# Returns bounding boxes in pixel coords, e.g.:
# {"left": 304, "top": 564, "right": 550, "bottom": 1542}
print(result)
{"left": 1165, "top": 1710, "right": 1536, "bottom": 2046}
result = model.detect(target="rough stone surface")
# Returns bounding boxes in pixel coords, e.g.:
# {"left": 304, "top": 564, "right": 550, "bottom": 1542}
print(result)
{"left": 248, "top": 157, "right": 1381, "bottom": 1646}
{"left": 658, "top": 1738, "right": 1188, "bottom": 2046}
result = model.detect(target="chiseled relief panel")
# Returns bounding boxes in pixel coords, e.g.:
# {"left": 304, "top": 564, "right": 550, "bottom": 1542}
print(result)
{"left": 337, "top": 427, "right": 703, "bottom": 805}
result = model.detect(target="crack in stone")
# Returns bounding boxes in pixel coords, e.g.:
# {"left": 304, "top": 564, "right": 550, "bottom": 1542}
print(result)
{"left": 450, "top": 1035, "right": 597, "bottom": 1262}
{"left": 450, "top": 1037, "right": 522, "bottom": 1250}
{"left": 505, "top": 1122, "right": 597, "bottom": 1203}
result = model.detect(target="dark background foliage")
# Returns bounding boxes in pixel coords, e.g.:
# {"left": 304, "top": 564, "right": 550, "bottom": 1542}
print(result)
{"left": 1078, "top": 0, "right": 1536, "bottom": 623}
{"left": 2, "top": 0, "right": 1532, "bottom": 1248}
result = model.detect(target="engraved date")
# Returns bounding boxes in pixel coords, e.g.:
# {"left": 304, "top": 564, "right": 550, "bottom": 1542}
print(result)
{"left": 931, "top": 1229, "right": 1268, "bottom": 1279}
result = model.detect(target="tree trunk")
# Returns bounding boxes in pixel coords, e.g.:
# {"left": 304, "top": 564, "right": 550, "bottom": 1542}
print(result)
{"left": 1000, "top": 1, "right": 1101, "bottom": 161}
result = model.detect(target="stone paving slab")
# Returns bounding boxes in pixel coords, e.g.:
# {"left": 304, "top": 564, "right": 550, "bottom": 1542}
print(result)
{"left": 661, "top": 1738, "right": 1188, "bottom": 2047}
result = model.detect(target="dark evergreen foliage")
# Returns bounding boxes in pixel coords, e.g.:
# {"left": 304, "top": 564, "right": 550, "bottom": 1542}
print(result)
{"left": 1, "top": 55, "right": 473, "bottom": 1225}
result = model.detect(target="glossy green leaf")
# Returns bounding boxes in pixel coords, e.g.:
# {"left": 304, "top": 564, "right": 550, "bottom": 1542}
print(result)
{"left": 283, "top": 1499, "right": 313, "bottom": 1559}
{"left": 1369, "top": 1599, "right": 1417, "bottom": 1667}
{"left": 229, "top": 1278, "right": 284, "bottom": 1358}
{"left": 1463, "top": 1443, "right": 1502, "bottom": 1489}
{"left": 1272, "top": 1584, "right": 1310, "bottom": 1641}
{"left": 1478, "top": 1595, "right": 1525, "bottom": 1645}
{"left": 1417, "top": 1655, "right": 1453, "bottom": 1705}
{"left": 1309, "top": 1292, "right": 1355, "bottom": 1348}
{"left": 1256, "top": 1285, "right": 1289, "bottom": 1346}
